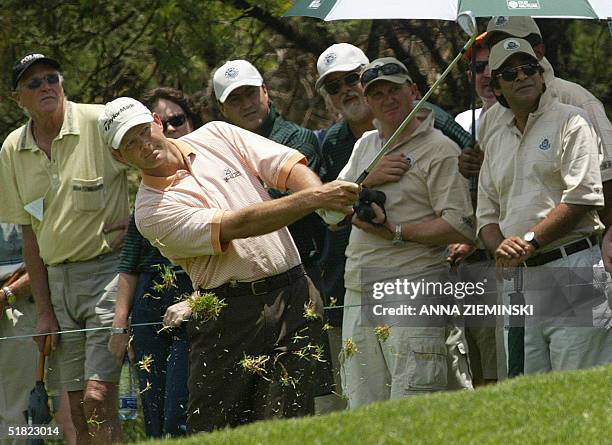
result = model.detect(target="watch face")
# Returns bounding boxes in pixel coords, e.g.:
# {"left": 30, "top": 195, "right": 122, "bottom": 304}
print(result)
{"left": 524, "top": 231, "right": 535, "bottom": 242}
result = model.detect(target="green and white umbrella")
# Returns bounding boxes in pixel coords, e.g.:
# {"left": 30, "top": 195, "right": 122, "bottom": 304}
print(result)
{"left": 284, "top": 0, "right": 612, "bottom": 21}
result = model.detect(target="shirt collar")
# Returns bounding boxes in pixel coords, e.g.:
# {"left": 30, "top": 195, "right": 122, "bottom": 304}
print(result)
{"left": 499, "top": 87, "right": 557, "bottom": 129}
{"left": 378, "top": 108, "right": 435, "bottom": 151}
{"left": 18, "top": 100, "right": 79, "bottom": 151}
{"left": 539, "top": 57, "right": 555, "bottom": 85}
{"left": 141, "top": 139, "right": 195, "bottom": 192}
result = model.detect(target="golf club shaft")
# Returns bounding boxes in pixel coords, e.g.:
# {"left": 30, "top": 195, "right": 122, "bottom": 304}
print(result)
{"left": 355, "top": 31, "right": 478, "bottom": 184}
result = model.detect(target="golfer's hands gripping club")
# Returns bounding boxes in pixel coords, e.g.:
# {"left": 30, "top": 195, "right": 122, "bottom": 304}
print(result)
{"left": 315, "top": 180, "right": 360, "bottom": 225}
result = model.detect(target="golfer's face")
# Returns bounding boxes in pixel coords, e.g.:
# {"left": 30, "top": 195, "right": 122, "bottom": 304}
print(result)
{"left": 118, "top": 121, "right": 165, "bottom": 169}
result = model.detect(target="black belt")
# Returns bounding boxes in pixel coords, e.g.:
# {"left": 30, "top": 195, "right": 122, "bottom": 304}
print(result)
{"left": 524, "top": 235, "right": 598, "bottom": 267}
{"left": 200, "top": 265, "right": 306, "bottom": 298}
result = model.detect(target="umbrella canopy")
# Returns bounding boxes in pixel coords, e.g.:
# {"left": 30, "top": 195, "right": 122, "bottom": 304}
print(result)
{"left": 27, "top": 381, "right": 52, "bottom": 424}
{"left": 285, "top": 0, "right": 612, "bottom": 21}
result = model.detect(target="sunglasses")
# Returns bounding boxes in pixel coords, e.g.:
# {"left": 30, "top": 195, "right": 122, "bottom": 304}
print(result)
{"left": 361, "top": 63, "right": 408, "bottom": 86}
{"left": 25, "top": 73, "right": 60, "bottom": 90}
{"left": 322, "top": 72, "right": 361, "bottom": 96}
{"left": 161, "top": 113, "right": 187, "bottom": 131}
{"left": 496, "top": 63, "right": 541, "bottom": 82}
{"left": 473, "top": 61, "right": 489, "bottom": 74}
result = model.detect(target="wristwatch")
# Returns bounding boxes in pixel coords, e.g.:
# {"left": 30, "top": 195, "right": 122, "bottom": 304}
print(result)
{"left": 392, "top": 224, "right": 404, "bottom": 246}
{"left": 523, "top": 231, "right": 540, "bottom": 250}
{"left": 110, "top": 326, "right": 129, "bottom": 335}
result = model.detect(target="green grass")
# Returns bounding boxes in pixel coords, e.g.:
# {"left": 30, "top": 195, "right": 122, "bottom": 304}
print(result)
{"left": 137, "top": 365, "right": 611, "bottom": 445}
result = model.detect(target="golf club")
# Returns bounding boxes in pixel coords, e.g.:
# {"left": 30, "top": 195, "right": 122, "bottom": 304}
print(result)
{"left": 318, "top": 11, "right": 477, "bottom": 225}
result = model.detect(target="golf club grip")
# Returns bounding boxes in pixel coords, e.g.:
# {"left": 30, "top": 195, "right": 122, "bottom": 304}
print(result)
{"left": 36, "top": 336, "right": 52, "bottom": 382}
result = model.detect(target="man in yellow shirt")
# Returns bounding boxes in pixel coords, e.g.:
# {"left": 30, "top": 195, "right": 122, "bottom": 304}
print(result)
{"left": 0, "top": 53, "right": 129, "bottom": 443}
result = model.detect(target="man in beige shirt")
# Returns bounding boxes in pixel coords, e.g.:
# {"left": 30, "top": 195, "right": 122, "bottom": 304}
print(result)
{"left": 97, "top": 97, "right": 358, "bottom": 432}
{"left": 0, "top": 53, "right": 129, "bottom": 443}
{"left": 338, "top": 57, "right": 475, "bottom": 408}
{"left": 477, "top": 38, "right": 612, "bottom": 374}
{"left": 475, "top": 16, "right": 612, "bottom": 223}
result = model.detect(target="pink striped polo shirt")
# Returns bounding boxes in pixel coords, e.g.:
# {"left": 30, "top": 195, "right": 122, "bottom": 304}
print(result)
{"left": 135, "top": 121, "right": 305, "bottom": 289}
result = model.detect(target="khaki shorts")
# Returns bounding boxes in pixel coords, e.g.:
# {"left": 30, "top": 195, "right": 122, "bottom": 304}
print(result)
{"left": 46, "top": 253, "right": 121, "bottom": 392}
{"left": 341, "top": 288, "right": 459, "bottom": 409}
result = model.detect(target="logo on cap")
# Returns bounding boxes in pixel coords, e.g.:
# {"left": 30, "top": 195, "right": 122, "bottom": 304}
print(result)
{"left": 538, "top": 137, "right": 550, "bottom": 151}
{"left": 224, "top": 67, "right": 239, "bottom": 79}
{"left": 308, "top": 0, "right": 322, "bottom": 8}
{"left": 20, "top": 53, "right": 45, "bottom": 64}
{"left": 495, "top": 16, "right": 509, "bottom": 26}
{"left": 324, "top": 53, "right": 337, "bottom": 66}
{"left": 504, "top": 39, "right": 520, "bottom": 50}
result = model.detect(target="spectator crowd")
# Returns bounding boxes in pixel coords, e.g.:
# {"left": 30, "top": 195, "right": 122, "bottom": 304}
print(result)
{"left": 0, "top": 15, "right": 610, "bottom": 444}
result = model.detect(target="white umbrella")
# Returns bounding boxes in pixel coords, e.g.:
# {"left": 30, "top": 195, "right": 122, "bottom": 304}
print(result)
{"left": 285, "top": 0, "right": 612, "bottom": 21}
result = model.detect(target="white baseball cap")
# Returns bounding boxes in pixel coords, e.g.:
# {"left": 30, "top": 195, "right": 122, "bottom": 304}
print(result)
{"left": 315, "top": 43, "right": 369, "bottom": 91}
{"left": 98, "top": 97, "right": 153, "bottom": 149}
{"left": 213, "top": 60, "right": 264, "bottom": 103}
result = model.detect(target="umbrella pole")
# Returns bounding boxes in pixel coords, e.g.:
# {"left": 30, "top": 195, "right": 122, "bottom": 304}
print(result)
{"left": 469, "top": 37, "right": 478, "bottom": 193}
{"left": 355, "top": 30, "right": 478, "bottom": 184}
{"left": 36, "top": 336, "right": 52, "bottom": 382}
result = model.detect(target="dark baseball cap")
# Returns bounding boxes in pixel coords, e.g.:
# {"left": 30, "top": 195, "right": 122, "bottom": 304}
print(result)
{"left": 12, "top": 53, "right": 60, "bottom": 90}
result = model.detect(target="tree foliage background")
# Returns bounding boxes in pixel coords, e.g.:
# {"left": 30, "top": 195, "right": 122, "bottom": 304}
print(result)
{"left": 1, "top": 0, "right": 610, "bottom": 142}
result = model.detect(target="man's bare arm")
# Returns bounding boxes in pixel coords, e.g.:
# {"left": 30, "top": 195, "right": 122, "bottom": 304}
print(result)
{"left": 479, "top": 223, "right": 505, "bottom": 256}
{"left": 220, "top": 179, "right": 358, "bottom": 243}
{"left": 22, "top": 225, "right": 59, "bottom": 351}
{"left": 529, "top": 203, "right": 595, "bottom": 248}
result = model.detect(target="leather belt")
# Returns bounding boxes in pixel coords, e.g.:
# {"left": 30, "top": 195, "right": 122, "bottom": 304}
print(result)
{"left": 524, "top": 235, "right": 598, "bottom": 267}
{"left": 200, "top": 265, "right": 306, "bottom": 298}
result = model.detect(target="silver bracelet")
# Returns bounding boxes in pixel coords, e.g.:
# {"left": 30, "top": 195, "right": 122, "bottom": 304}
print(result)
{"left": 110, "top": 326, "right": 129, "bottom": 334}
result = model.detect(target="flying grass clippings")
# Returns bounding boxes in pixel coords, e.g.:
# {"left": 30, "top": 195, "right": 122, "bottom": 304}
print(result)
{"left": 137, "top": 354, "right": 154, "bottom": 373}
{"left": 188, "top": 291, "right": 227, "bottom": 322}
{"left": 303, "top": 301, "right": 319, "bottom": 321}
{"left": 343, "top": 338, "right": 359, "bottom": 358}
{"left": 374, "top": 324, "right": 391, "bottom": 343}
{"left": 240, "top": 354, "right": 271, "bottom": 381}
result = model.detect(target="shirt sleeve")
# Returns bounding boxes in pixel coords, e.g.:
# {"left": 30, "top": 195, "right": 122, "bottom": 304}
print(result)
{"left": 135, "top": 191, "right": 226, "bottom": 260}
{"left": 221, "top": 123, "right": 306, "bottom": 191}
{"left": 117, "top": 213, "right": 144, "bottom": 274}
{"left": 560, "top": 114, "right": 605, "bottom": 207}
{"left": 0, "top": 138, "right": 32, "bottom": 225}
{"left": 580, "top": 100, "right": 612, "bottom": 183}
{"left": 426, "top": 149, "right": 476, "bottom": 241}
{"left": 476, "top": 146, "right": 501, "bottom": 236}
{"left": 338, "top": 136, "right": 368, "bottom": 182}
{"left": 284, "top": 128, "right": 322, "bottom": 174}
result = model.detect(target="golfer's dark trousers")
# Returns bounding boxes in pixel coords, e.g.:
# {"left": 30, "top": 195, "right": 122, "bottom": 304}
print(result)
{"left": 186, "top": 265, "right": 324, "bottom": 433}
